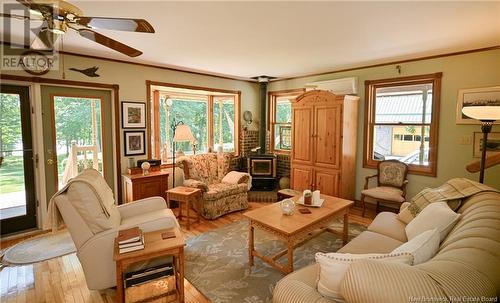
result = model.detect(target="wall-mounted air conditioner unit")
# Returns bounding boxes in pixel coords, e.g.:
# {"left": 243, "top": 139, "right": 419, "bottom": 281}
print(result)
{"left": 305, "top": 77, "right": 358, "bottom": 95}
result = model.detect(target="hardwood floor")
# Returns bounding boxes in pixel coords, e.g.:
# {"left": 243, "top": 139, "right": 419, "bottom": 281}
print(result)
{"left": 0, "top": 202, "right": 374, "bottom": 303}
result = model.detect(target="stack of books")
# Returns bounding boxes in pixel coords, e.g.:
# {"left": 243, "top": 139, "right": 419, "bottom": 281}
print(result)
{"left": 118, "top": 227, "right": 144, "bottom": 254}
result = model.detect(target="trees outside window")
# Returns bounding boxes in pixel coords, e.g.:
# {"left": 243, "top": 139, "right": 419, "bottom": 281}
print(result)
{"left": 149, "top": 83, "right": 240, "bottom": 163}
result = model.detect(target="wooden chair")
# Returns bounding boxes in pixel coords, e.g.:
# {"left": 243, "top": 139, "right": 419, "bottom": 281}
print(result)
{"left": 361, "top": 160, "right": 409, "bottom": 217}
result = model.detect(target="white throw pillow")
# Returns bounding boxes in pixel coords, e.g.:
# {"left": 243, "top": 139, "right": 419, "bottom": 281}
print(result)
{"left": 315, "top": 252, "right": 413, "bottom": 302}
{"left": 391, "top": 228, "right": 440, "bottom": 265}
{"left": 405, "top": 202, "right": 459, "bottom": 242}
{"left": 221, "top": 171, "right": 249, "bottom": 184}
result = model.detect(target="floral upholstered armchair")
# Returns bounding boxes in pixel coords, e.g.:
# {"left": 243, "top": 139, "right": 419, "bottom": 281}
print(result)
{"left": 360, "top": 160, "right": 408, "bottom": 217}
{"left": 176, "top": 153, "right": 250, "bottom": 219}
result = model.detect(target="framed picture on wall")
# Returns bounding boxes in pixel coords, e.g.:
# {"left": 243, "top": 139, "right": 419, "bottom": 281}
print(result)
{"left": 473, "top": 131, "right": 500, "bottom": 158}
{"left": 456, "top": 86, "right": 500, "bottom": 124}
{"left": 124, "top": 131, "right": 146, "bottom": 156}
{"left": 122, "top": 102, "right": 146, "bottom": 128}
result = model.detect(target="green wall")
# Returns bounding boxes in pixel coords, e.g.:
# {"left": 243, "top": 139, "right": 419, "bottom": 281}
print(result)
{"left": 1, "top": 50, "right": 260, "bottom": 175}
{"left": 268, "top": 49, "right": 500, "bottom": 199}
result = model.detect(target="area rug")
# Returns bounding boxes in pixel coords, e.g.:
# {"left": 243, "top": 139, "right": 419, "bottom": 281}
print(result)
{"left": 2, "top": 230, "right": 76, "bottom": 265}
{"left": 185, "top": 219, "right": 366, "bottom": 303}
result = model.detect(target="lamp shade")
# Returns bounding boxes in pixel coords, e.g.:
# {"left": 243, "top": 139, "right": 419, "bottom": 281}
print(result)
{"left": 173, "top": 124, "right": 195, "bottom": 142}
{"left": 462, "top": 106, "right": 500, "bottom": 122}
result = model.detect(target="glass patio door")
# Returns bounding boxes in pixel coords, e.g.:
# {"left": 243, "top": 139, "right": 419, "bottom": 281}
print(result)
{"left": 40, "top": 86, "right": 115, "bottom": 205}
{"left": 0, "top": 85, "right": 37, "bottom": 235}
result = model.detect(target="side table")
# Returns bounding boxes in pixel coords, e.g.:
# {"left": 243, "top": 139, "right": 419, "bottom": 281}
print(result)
{"left": 167, "top": 186, "right": 202, "bottom": 230}
{"left": 113, "top": 227, "right": 185, "bottom": 303}
{"left": 122, "top": 170, "right": 169, "bottom": 203}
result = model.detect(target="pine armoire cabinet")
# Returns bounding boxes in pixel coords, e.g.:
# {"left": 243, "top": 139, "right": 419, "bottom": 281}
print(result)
{"left": 290, "top": 90, "right": 359, "bottom": 200}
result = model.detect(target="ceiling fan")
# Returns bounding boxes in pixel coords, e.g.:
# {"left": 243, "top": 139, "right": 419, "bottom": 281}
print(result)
{"left": 1, "top": 0, "right": 155, "bottom": 57}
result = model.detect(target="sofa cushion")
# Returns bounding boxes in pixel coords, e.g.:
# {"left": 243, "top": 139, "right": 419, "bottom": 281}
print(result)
{"left": 203, "top": 182, "right": 247, "bottom": 200}
{"left": 340, "top": 259, "right": 447, "bottom": 302}
{"left": 391, "top": 228, "right": 440, "bottom": 265}
{"left": 316, "top": 252, "right": 413, "bottom": 302}
{"left": 361, "top": 186, "right": 405, "bottom": 203}
{"left": 273, "top": 264, "right": 331, "bottom": 303}
{"left": 367, "top": 212, "right": 407, "bottom": 242}
{"left": 406, "top": 202, "right": 460, "bottom": 242}
{"left": 338, "top": 231, "right": 404, "bottom": 254}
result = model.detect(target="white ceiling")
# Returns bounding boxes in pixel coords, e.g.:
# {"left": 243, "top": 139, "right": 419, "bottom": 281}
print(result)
{"left": 2, "top": 1, "right": 500, "bottom": 80}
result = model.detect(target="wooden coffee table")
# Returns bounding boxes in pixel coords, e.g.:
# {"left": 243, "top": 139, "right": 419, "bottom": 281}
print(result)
{"left": 113, "top": 227, "right": 185, "bottom": 303}
{"left": 167, "top": 186, "right": 202, "bottom": 230}
{"left": 244, "top": 194, "right": 353, "bottom": 274}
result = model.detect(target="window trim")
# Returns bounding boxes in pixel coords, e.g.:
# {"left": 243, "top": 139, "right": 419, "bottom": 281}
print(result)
{"left": 268, "top": 88, "right": 305, "bottom": 154}
{"left": 363, "top": 73, "right": 442, "bottom": 177}
{"left": 146, "top": 81, "right": 241, "bottom": 160}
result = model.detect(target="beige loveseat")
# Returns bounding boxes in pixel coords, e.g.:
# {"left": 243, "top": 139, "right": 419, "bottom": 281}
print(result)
{"left": 177, "top": 153, "right": 249, "bottom": 219}
{"left": 273, "top": 191, "right": 500, "bottom": 302}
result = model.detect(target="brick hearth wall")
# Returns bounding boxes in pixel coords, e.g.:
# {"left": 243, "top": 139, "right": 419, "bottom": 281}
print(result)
{"left": 238, "top": 129, "right": 291, "bottom": 178}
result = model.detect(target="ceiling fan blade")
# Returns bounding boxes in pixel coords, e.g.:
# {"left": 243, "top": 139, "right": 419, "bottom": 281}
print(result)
{"left": 78, "top": 28, "right": 143, "bottom": 57}
{"left": 31, "top": 21, "right": 57, "bottom": 50}
{"left": 0, "top": 13, "right": 31, "bottom": 20}
{"left": 75, "top": 17, "right": 155, "bottom": 33}
{"left": 15, "top": 0, "right": 53, "bottom": 15}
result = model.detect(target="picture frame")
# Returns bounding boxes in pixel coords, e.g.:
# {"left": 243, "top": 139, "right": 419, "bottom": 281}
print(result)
{"left": 456, "top": 86, "right": 500, "bottom": 124}
{"left": 473, "top": 132, "right": 500, "bottom": 158}
{"left": 122, "top": 102, "right": 146, "bottom": 128}
{"left": 124, "top": 131, "right": 146, "bottom": 156}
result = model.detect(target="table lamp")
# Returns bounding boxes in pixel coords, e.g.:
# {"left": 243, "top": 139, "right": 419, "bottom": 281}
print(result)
{"left": 171, "top": 123, "right": 195, "bottom": 187}
{"left": 462, "top": 105, "right": 500, "bottom": 183}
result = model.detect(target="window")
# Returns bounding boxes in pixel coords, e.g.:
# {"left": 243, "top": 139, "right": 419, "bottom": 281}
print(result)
{"left": 213, "top": 96, "right": 236, "bottom": 153}
{"left": 269, "top": 89, "right": 305, "bottom": 153}
{"left": 148, "top": 83, "right": 240, "bottom": 164}
{"left": 364, "top": 73, "right": 441, "bottom": 176}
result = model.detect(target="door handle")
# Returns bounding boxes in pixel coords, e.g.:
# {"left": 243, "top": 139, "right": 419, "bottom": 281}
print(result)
{"left": 47, "top": 159, "right": 54, "bottom": 165}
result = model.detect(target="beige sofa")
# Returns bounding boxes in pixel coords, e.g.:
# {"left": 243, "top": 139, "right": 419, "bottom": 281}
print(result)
{"left": 273, "top": 191, "right": 500, "bottom": 302}
{"left": 177, "top": 153, "right": 249, "bottom": 219}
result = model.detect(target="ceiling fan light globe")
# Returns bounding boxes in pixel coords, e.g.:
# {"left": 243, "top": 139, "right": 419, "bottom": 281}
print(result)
{"left": 29, "top": 9, "right": 43, "bottom": 17}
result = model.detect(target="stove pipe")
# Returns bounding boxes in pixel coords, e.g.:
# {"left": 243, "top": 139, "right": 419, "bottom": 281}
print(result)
{"left": 259, "top": 81, "right": 268, "bottom": 154}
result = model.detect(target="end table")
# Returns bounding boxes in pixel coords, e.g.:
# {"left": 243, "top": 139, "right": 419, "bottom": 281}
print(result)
{"left": 167, "top": 186, "right": 202, "bottom": 230}
{"left": 113, "top": 227, "right": 185, "bottom": 303}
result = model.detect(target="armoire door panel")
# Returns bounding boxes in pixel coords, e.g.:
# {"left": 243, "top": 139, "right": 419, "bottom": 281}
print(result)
{"left": 291, "top": 166, "right": 313, "bottom": 192}
{"left": 314, "top": 169, "right": 340, "bottom": 197}
{"left": 314, "top": 105, "right": 341, "bottom": 169}
{"left": 292, "top": 107, "right": 313, "bottom": 165}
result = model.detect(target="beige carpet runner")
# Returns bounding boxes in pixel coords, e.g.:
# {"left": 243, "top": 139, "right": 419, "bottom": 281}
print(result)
{"left": 2, "top": 230, "right": 76, "bottom": 265}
